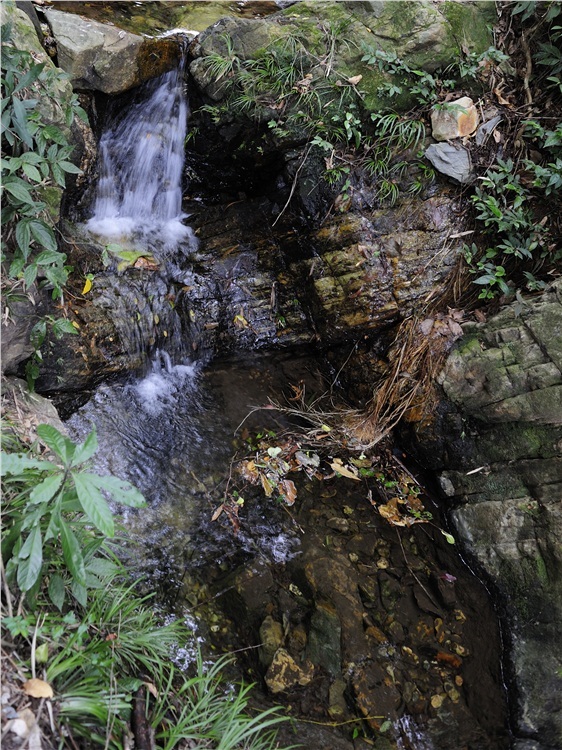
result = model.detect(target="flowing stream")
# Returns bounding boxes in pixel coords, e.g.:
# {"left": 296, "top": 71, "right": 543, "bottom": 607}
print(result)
{"left": 72, "top": 58, "right": 511, "bottom": 750}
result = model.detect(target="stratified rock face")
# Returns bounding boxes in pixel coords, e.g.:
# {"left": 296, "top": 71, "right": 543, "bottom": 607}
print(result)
{"left": 44, "top": 8, "right": 180, "bottom": 94}
{"left": 410, "top": 280, "right": 562, "bottom": 749}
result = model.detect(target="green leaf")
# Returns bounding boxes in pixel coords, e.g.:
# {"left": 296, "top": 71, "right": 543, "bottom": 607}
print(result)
{"left": 72, "top": 472, "right": 115, "bottom": 537}
{"left": 36, "top": 424, "right": 75, "bottom": 464}
{"left": 441, "top": 530, "right": 456, "bottom": 545}
{"left": 15, "top": 218, "right": 31, "bottom": 255}
{"left": 87, "top": 473, "right": 146, "bottom": 508}
{"left": 51, "top": 318, "right": 78, "bottom": 338}
{"left": 23, "top": 262, "right": 37, "bottom": 288}
{"left": 42, "top": 124, "right": 66, "bottom": 145}
{"left": 22, "top": 163, "right": 42, "bottom": 182}
{"left": 0, "top": 452, "right": 54, "bottom": 475}
{"left": 29, "top": 472, "right": 64, "bottom": 504}
{"left": 48, "top": 574, "right": 66, "bottom": 610}
{"left": 71, "top": 429, "right": 98, "bottom": 467}
{"left": 17, "top": 525, "right": 43, "bottom": 592}
{"left": 58, "top": 160, "right": 82, "bottom": 174}
{"left": 4, "top": 180, "right": 34, "bottom": 204}
{"left": 35, "top": 249, "right": 65, "bottom": 266}
{"left": 29, "top": 220, "right": 57, "bottom": 252}
{"left": 71, "top": 579, "right": 87, "bottom": 607}
{"left": 60, "top": 522, "right": 86, "bottom": 585}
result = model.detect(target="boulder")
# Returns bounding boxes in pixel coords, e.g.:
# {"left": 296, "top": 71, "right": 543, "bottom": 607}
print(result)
{"left": 431, "top": 97, "right": 479, "bottom": 141}
{"left": 406, "top": 279, "right": 562, "bottom": 749}
{"left": 425, "top": 142, "right": 474, "bottom": 184}
{"left": 44, "top": 8, "right": 181, "bottom": 94}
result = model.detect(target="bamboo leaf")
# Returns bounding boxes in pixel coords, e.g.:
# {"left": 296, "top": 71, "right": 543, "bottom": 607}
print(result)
{"left": 72, "top": 472, "right": 114, "bottom": 537}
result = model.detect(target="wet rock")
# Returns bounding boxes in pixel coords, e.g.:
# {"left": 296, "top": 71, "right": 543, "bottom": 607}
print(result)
{"left": 425, "top": 142, "right": 474, "bottom": 184}
{"left": 328, "top": 677, "right": 348, "bottom": 720}
{"left": 406, "top": 279, "right": 562, "bottom": 746}
{"left": 430, "top": 97, "right": 479, "bottom": 141}
{"left": 259, "top": 615, "right": 284, "bottom": 668}
{"left": 303, "top": 553, "right": 368, "bottom": 666}
{"left": 264, "top": 648, "right": 314, "bottom": 694}
{"left": 44, "top": 8, "right": 181, "bottom": 94}
{"left": 350, "top": 660, "right": 401, "bottom": 728}
{"left": 307, "top": 602, "right": 342, "bottom": 676}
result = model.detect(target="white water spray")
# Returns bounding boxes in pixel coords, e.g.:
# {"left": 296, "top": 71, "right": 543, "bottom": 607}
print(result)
{"left": 86, "top": 59, "right": 192, "bottom": 249}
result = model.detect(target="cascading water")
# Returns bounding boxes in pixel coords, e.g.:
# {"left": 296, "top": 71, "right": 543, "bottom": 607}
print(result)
{"left": 86, "top": 54, "right": 194, "bottom": 251}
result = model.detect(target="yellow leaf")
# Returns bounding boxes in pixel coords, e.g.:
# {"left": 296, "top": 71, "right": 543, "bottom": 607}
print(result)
{"left": 23, "top": 678, "right": 53, "bottom": 698}
{"left": 81, "top": 277, "right": 93, "bottom": 295}
{"left": 260, "top": 474, "right": 275, "bottom": 497}
{"left": 71, "top": 321, "right": 80, "bottom": 329}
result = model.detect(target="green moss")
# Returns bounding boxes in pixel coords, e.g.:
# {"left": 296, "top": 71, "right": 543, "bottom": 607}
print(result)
{"left": 439, "top": 1, "right": 495, "bottom": 56}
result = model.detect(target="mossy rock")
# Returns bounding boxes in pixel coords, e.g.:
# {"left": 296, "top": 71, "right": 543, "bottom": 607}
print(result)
{"left": 191, "top": 0, "right": 495, "bottom": 121}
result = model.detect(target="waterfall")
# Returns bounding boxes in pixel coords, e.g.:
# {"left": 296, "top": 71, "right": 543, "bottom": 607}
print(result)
{"left": 86, "top": 56, "right": 192, "bottom": 251}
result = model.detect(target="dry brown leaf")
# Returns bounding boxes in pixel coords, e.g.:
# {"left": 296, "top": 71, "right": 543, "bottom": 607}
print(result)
{"left": 260, "top": 473, "right": 275, "bottom": 497}
{"left": 447, "top": 319, "right": 464, "bottom": 337}
{"left": 420, "top": 318, "right": 434, "bottom": 336}
{"left": 280, "top": 479, "right": 298, "bottom": 506}
{"left": 211, "top": 505, "right": 224, "bottom": 522}
{"left": 330, "top": 459, "right": 360, "bottom": 480}
{"left": 23, "top": 678, "right": 53, "bottom": 699}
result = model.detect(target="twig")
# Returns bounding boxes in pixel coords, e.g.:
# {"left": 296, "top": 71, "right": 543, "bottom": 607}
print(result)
{"left": 0, "top": 555, "right": 14, "bottom": 618}
{"left": 521, "top": 31, "right": 533, "bottom": 105}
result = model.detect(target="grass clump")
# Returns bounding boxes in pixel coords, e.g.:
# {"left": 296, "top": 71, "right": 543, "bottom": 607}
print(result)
{"left": 1, "top": 422, "right": 292, "bottom": 749}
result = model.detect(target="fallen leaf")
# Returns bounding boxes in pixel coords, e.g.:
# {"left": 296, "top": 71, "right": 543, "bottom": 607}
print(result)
{"left": 260, "top": 473, "right": 275, "bottom": 497}
{"left": 347, "top": 74, "right": 363, "bottom": 85}
{"left": 447, "top": 318, "right": 464, "bottom": 337}
{"left": 330, "top": 459, "right": 360, "bottom": 480}
{"left": 436, "top": 651, "right": 463, "bottom": 669}
{"left": 420, "top": 318, "right": 434, "bottom": 336}
{"left": 23, "top": 678, "right": 53, "bottom": 699}
{"left": 280, "top": 479, "right": 297, "bottom": 506}
{"left": 211, "top": 505, "right": 224, "bottom": 522}
{"left": 81, "top": 277, "right": 92, "bottom": 295}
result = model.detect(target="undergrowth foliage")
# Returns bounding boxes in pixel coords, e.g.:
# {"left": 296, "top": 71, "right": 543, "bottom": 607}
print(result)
{"left": 1, "top": 22, "right": 89, "bottom": 387}
{"left": 1, "top": 425, "right": 291, "bottom": 749}
{"left": 1, "top": 22, "right": 85, "bottom": 296}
